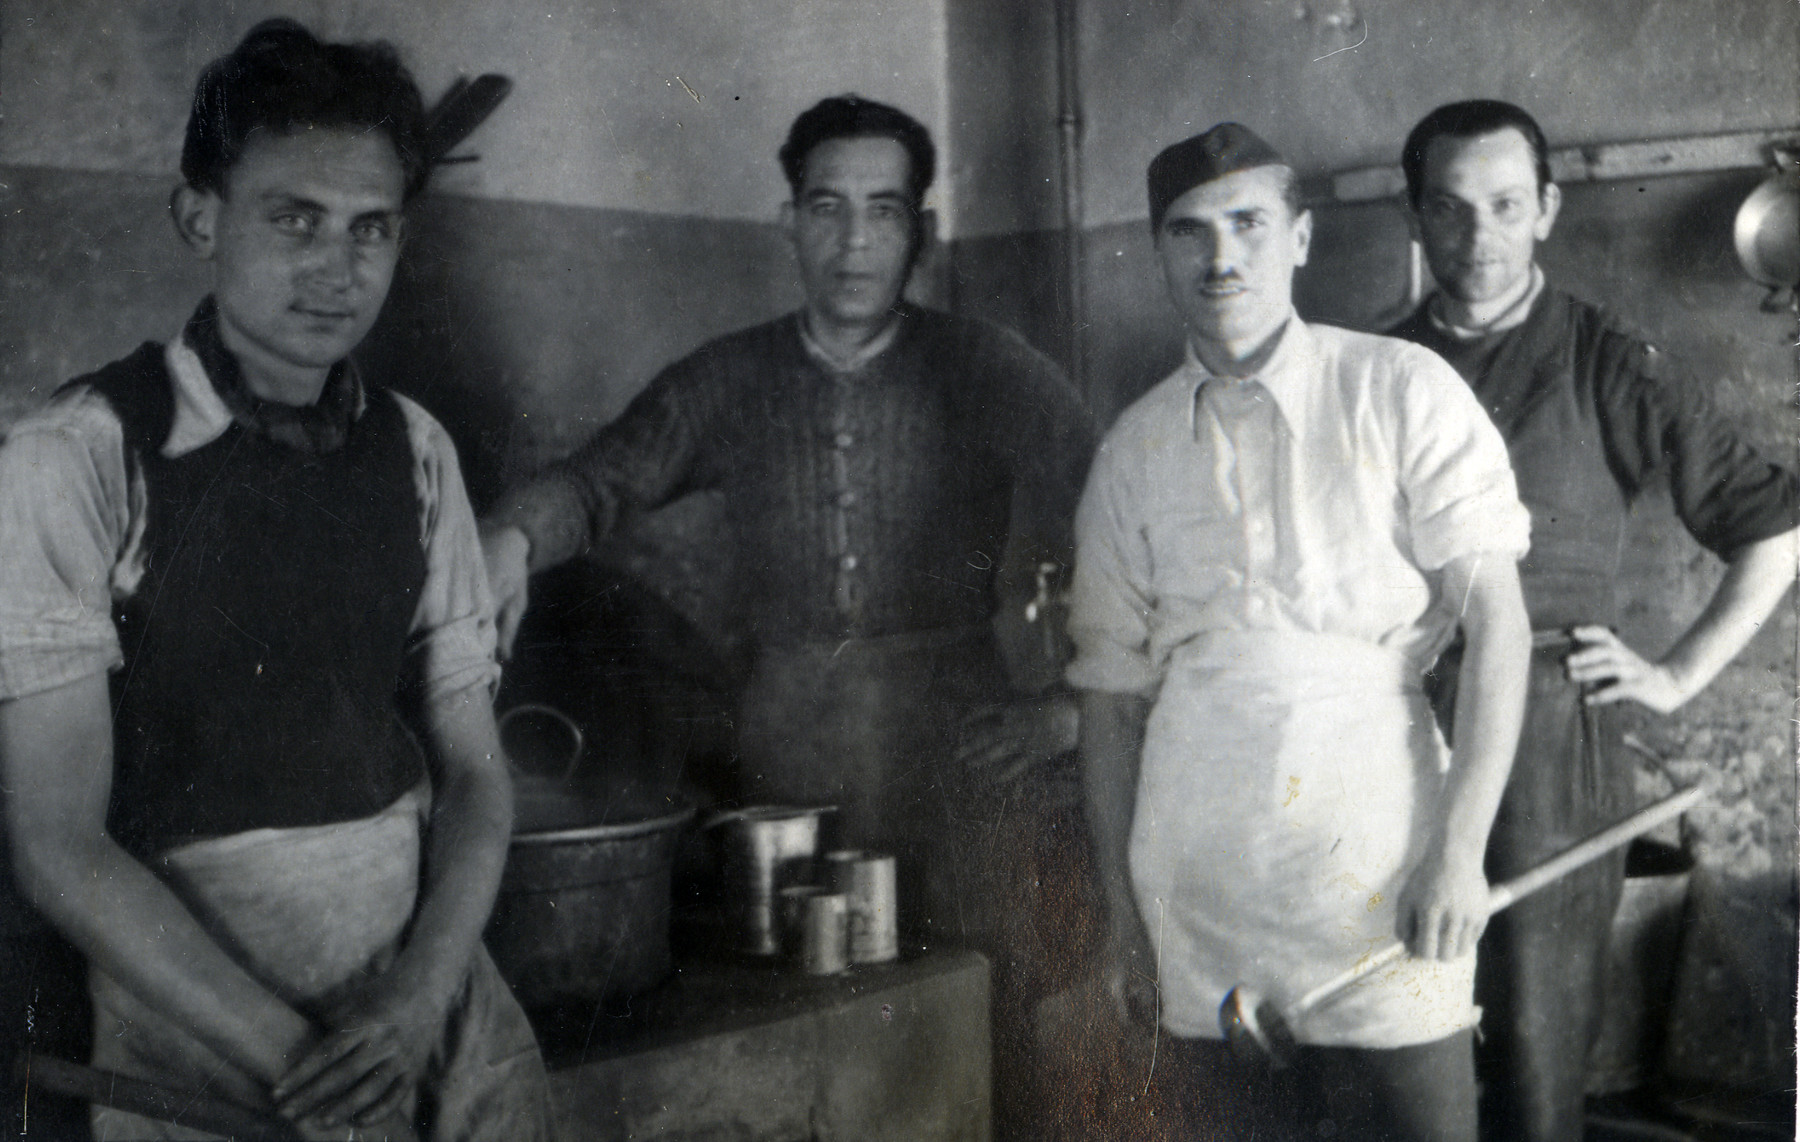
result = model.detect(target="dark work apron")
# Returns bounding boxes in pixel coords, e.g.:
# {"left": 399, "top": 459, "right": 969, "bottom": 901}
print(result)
{"left": 1395, "top": 291, "right": 1642, "bottom": 1142}
{"left": 1431, "top": 631, "right": 1630, "bottom": 1142}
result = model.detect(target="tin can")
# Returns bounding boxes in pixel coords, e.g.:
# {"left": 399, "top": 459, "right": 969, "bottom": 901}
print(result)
{"left": 777, "top": 884, "right": 824, "bottom": 951}
{"left": 825, "top": 850, "right": 899, "bottom": 964}
{"left": 793, "top": 891, "right": 849, "bottom": 975}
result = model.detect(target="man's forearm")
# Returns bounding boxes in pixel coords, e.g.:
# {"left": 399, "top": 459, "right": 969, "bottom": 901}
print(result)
{"left": 383, "top": 689, "right": 515, "bottom": 1016}
{"left": 483, "top": 470, "right": 609, "bottom": 574}
{"left": 29, "top": 834, "right": 317, "bottom": 1082}
{"left": 1661, "top": 527, "right": 1798, "bottom": 699}
{"left": 1079, "top": 690, "right": 1152, "bottom": 942}
{"left": 1, "top": 677, "right": 314, "bottom": 1085}
{"left": 1441, "top": 556, "right": 1531, "bottom": 860}
{"left": 1395, "top": 554, "right": 1529, "bottom": 958}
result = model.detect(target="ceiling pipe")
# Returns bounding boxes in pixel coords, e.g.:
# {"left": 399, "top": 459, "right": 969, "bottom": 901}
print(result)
{"left": 1053, "top": 0, "right": 1088, "bottom": 397}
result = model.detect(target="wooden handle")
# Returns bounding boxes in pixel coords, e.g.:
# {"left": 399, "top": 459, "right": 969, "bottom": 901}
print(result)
{"left": 18, "top": 1053, "right": 306, "bottom": 1141}
{"left": 1287, "top": 785, "right": 1702, "bottom": 1020}
{"left": 1485, "top": 784, "right": 1703, "bottom": 912}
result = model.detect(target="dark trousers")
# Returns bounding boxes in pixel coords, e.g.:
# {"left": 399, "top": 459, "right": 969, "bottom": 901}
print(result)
{"left": 1430, "top": 633, "right": 1631, "bottom": 1142}
{"left": 1149, "top": 1031, "right": 1478, "bottom": 1141}
{"left": 1473, "top": 639, "right": 1629, "bottom": 1142}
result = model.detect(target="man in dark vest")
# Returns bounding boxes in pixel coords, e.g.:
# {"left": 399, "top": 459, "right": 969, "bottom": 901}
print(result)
{"left": 0, "top": 21, "right": 549, "bottom": 1140}
{"left": 1388, "top": 99, "right": 1800, "bottom": 1142}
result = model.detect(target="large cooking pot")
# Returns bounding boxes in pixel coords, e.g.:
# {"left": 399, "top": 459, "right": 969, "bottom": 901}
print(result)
{"left": 485, "top": 705, "right": 694, "bottom": 1010}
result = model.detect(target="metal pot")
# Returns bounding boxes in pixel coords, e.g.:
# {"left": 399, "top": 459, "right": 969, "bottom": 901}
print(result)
{"left": 1733, "top": 150, "right": 1800, "bottom": 310}
{"left": 485, "top": 704, "right": 694, "bottom": 1009}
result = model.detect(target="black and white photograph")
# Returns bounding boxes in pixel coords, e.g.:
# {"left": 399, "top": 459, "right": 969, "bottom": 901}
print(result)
{"left": 0, "top": 2, "right": 1795, "bottom": 1139}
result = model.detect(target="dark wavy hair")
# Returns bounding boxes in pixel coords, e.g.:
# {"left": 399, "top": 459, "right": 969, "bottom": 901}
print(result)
{"left": 1401, "top": 100, "right": 1553, "bottom": 208}
{"left": 181, "top": 18, "right": 429, "bottom": 201}
{"left": 778, "top": 95, "right": 936, "bottom": 209}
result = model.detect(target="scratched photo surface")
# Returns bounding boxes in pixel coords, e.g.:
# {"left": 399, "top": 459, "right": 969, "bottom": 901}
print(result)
{"left": 1, "top": 2, "right": 1796, "bottom": 1139}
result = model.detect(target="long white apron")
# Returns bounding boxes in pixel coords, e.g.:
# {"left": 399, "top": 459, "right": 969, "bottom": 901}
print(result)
{"left": 1132, "top": 630, "right": 1478, "bottom": 1048}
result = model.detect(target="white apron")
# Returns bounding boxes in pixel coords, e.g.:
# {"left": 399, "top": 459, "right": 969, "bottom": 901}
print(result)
{"left": 88, "top": 785, "right": 550, "bottom": 1142}
{"left": 1132, "top": 630, "right": 1479, "bottom": 1048}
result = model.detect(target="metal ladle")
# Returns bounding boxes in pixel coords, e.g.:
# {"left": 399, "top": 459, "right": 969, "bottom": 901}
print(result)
{"left": 1221, "top": 784, "right": 1706, "bottom": 1067}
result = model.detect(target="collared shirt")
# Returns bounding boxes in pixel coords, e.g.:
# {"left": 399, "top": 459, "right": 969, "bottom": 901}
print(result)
{"left": 0, "top": 332, "right": 498, "bottom": 704}
{"left": 1066, "top": 314, "right": 1530, "bottom": 695}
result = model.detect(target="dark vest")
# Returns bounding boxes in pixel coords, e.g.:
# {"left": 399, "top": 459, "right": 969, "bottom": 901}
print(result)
{"left": 68, "top": 344, "right": 428, "bottom": 858}
{"left": 1390, "top": 292, "right": 1631, "bottom": 628}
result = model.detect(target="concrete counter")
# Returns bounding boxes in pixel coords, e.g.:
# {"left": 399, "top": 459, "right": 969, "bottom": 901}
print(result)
{"left": 542, "top": 948, "right": 991, "bottom": 1142}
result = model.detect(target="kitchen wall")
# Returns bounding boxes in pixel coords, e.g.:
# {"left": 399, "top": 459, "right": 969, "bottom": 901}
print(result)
{"left": 1, "top": 0, "right": 951, "bottom": 483}
{"left": 1, "top": 0, "right": 958, "bottom": 641}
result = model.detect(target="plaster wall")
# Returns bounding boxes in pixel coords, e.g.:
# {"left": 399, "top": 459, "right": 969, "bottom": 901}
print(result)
{"left": 1, "top": 0, "right": 952, "bottom": 223}
{"left": 1069, "top": 0, "right": 1800, "bottom": 228}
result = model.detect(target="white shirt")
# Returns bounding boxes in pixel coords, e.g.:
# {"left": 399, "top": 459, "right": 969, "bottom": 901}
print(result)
{"left": 1066, "top": 314, "right": 1530, "bottom": 695}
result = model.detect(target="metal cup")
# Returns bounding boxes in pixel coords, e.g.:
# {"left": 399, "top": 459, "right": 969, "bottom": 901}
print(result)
{"left": 777, "top": 885, "right": 825, "bottom": 951}
{"left": 825, "top": 849, "right": 899, "bottom": 964}
{"left": 705, "top": 805, "right": 834, "bottom": 956}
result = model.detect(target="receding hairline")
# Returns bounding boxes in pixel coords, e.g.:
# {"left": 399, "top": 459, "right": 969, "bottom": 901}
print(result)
{"left": 1414, "top": 125, "right": 1547, "bottom": 196}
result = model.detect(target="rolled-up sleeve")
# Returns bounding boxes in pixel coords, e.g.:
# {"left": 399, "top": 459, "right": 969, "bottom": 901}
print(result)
{"left": 395, "top": 395, "right": 502, "bottom": 707}
{"left": 0, "top": 395, "right": 131, "bottom": 699}
{"left": 1597, "top": 335, "right": 1800, "bottom": 557}
{"left": 1064, "top": 435, "right": 1161, "bottom": 695}
{"left": 1395, "top": 348, "right": 1532, "bottom": 572}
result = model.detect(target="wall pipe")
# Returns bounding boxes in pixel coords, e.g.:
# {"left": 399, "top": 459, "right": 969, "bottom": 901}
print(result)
{"left": 1053, "top": 0, "right": 1088, "bottom": 397}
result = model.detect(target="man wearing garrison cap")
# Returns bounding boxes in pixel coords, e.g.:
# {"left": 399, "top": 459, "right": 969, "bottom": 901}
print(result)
{"left": 1068, "top": 123, "right": 1533, "bottom": 1139}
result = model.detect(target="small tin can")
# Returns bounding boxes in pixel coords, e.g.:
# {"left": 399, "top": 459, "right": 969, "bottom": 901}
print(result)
{"left": 777, "top": 884, "right": 824, "bottom": 949}
{"left": 825, "top": 850, "right": 899, "bottom": 964}
{"left": 793, "top": 890, "right": 849, "bottom": 975}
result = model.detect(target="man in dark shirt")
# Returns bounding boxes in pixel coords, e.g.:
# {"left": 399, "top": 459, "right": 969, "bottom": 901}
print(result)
{"left": 481, "top": 95, "right": 1096, "bottom": 1138}
{"left": 1388, "top": 99, "right": 1800, "bottom": 1142}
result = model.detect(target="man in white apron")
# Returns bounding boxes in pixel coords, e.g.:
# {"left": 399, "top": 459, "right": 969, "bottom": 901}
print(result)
{"left": 1069, "top": 123, "right": 1533, "bottom": 1141}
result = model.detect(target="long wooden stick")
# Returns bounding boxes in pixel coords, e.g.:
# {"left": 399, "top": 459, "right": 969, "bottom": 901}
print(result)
{"left": 1287, "top": 784, "right": 1704, "bottom": 1020}
{"left": 18, "top": 1053, "right": 306, "bottom": 1141}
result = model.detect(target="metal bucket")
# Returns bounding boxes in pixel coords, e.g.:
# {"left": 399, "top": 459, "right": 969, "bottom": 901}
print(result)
{"left": 1586, "top": 838, "right": 1694, "bottom": 1094}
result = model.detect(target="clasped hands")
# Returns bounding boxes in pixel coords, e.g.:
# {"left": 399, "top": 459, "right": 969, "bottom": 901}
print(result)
{"left": 271, "top": 977, "right": 442, "bottom": 1140}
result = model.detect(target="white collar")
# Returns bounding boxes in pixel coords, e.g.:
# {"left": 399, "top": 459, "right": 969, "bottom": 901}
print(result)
{"left": 798, "top": 310, "right": 904, "bottom": 373}
{"left": 159, "top": 327, "right": 368, "bottom": 458}
{"left": 1427, "top": 264, "right": 1544, "bottom": 341}
{"left": 1179, "top": 313, "right": 1316, "bottom": 441}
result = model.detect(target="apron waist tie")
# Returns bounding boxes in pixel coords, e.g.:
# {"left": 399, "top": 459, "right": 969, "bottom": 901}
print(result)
{"left": 1527, "top": 625, "right": 1606, "bottom": 809}
{"left": 1168, "top": 628, "right": 1421, "bottom": 696}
